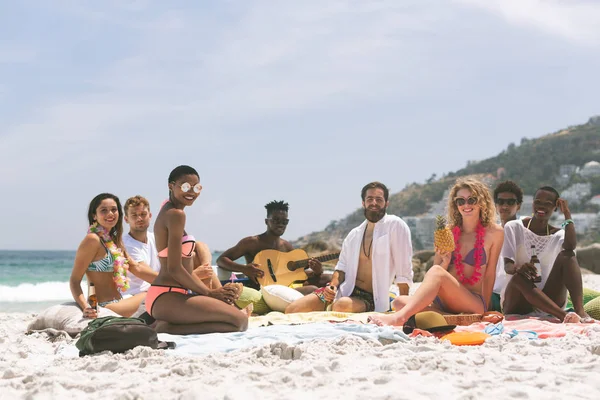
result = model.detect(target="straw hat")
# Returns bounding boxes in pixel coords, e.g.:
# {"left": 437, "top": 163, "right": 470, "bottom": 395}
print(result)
{"left": 403, "top": 311, "right": 456, "bottom": 334}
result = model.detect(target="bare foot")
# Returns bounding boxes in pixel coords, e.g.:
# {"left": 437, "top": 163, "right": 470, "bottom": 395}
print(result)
{"left": 367, "top": 313, "right": 406, "bottom": 327}
{"left": 575, "top": 310, "right": 595, "bottom": 324}
{"left": 241, "top": 303, "right": 254, "bottom": 317}
{"left": 562, "top": 312, "right": 581, "bottom": 323}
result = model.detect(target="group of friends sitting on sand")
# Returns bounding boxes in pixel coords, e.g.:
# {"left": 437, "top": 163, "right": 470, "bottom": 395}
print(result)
{"left": 70, "top": 165, "right": 595, "bottom": 336}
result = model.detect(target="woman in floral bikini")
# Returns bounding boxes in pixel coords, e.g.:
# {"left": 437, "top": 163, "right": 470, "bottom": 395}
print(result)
{"left": 369, "top": 178, "right": 505, "bottom": 326}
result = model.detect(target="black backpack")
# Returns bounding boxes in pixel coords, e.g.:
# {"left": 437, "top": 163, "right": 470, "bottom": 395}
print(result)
{"left": 76, "top": 316, "right": 160, "bottom": 356}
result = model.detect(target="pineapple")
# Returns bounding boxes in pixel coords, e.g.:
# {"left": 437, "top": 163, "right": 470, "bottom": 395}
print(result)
{"left": 434, "top": 215, "right": 455, "bottom": 252}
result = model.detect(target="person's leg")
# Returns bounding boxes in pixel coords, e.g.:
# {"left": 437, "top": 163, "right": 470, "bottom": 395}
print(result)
{"left": 151, "top": 292, "right": 248, "bottom": 335}
{"left": 369, "top": 265, "right": 484, "bottom": 326}
{"left": 331, "top": 297, "right": 367, "bottom": 313}
{"left": 391, "top": 295, "right": 443, "bottom": 313}
{"left": 541, "top": 250, "right": 592, "bottom": 322}
{"left": 295, "top": 285, "right": 318, "bottom": 295}
{"left": 285, "top": 293, "right": 328, "bottom": 313}
{"left": 503, "top": 251, "right": 591, "bottom": 322}
{"left": 106, "top": 293, "right": 146, "bottom": 317}
{"left": 502, "top": 271, "right": 569, "bottom": 320}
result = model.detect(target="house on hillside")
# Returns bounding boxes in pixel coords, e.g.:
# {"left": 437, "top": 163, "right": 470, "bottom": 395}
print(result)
{"left": 561, "top": 183, "right": 592, "bottom": 205}
{"left": 590, "top": 195, "right": 600, "bottom": 207}
{"left": 579, "top": 161, "right": 600, "bottom": 178}
{"left": 567, "top": 213, "right": 598, "bottom": 234}
{"left": 556, "top": 164, "right": 578, "bottom": 186}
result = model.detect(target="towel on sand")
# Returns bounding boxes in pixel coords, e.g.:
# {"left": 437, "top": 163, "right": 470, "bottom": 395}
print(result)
{"left": 159, "top": 322, "right": 409, "bottom": 356}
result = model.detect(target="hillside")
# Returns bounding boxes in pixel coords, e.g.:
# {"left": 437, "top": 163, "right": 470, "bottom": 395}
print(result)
{"left": 295, "top": 116, "right": 600, "bottom": 251}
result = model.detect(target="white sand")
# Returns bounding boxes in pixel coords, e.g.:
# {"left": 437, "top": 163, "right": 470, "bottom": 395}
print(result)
{"left": 2, "top": 275, "right": 600, "bottom": 400}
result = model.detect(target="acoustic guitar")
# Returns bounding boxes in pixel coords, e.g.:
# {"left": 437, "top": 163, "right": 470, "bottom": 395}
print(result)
{"left": 253, "top": 249, "right": 340, "bottom": 287}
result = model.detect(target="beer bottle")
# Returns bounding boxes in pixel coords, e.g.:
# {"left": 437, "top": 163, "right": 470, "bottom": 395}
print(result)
{"left": 88, "top": 282, "right": 98, "bottom": 311}
{"left": 530, "top": 246, "right": 542, "bottom": 283}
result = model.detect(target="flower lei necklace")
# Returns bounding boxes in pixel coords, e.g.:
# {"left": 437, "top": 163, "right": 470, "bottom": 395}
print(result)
{"left": 452, "top": 221, "right": 486, "bottom": 286}
{"left": 88, "top": 222, "right": 130, "bottom": 292}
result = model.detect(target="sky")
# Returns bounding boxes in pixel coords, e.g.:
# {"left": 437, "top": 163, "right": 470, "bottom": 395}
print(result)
{"left": 1, "top": 0, "right": 600, "bottom": 251}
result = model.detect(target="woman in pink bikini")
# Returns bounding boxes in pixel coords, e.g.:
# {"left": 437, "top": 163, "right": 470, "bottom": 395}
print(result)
{"left": 147, "top": 165, "right": 248, "bottom": 334}
{"left": 369, "top": 178, "right": 504, "bottom": 326}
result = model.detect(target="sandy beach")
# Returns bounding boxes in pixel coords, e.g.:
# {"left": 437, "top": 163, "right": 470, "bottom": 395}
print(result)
{"left": 2, "top": 275, "right": 600, "bottom": 400}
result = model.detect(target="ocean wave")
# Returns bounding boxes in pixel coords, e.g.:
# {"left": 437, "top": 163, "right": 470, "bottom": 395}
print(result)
{"left": 0, "top": 281, "right": 84, "bottom": 302}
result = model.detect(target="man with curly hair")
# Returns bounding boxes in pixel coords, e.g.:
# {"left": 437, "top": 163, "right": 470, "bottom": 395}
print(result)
{"left": 217, "top": 200, "right": 326, "bottom": 293}
{"left": 489, "top": 180, "right": 524, "bottom": 311}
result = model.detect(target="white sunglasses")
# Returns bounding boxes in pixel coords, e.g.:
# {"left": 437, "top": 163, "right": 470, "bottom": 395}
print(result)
{"left": 179, "top": 182, "right": 203, "bottom": 194}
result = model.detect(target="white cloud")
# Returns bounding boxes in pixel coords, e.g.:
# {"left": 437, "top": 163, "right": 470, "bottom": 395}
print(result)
{"left": 457, "top": 0, "right": 600, "bottom": 45}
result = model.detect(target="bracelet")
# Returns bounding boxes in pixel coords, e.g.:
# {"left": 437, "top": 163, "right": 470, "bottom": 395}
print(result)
{"left": 561, "top": 219, "right": 574, "bottom": 228}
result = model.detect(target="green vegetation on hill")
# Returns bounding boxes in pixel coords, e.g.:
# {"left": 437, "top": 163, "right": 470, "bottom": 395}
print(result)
{"left": 295, "top": 117, "right": 600, "bottom": 249}
{"left": 449, "top": 123, "right": 600, "bottom": 195}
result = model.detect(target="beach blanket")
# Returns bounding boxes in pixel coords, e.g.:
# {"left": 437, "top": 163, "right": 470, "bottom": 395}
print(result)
{"left": 54, "top": 318, "right": 408, "bottom": 358}
{"left": 158, "top": 322, "right": 408, "bottom": 356}
{"left": 249, "top": 311, "right": 377, "bottom": 328}
{"left": 456, "top": 316, "right": 600, "bottom": 339}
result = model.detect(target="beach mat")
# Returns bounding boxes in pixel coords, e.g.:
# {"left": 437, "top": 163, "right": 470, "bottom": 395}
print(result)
{"left": 455, "top": 316, "right": 600, "bottom": 339}
{"left": 158, "top": 322, "right": 409, "bottom": 356}
{"left": 249, "top": 311, "right": 378, "bottom": 328}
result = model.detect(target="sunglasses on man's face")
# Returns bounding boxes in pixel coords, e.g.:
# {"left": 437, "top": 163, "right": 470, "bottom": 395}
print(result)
{"left": 495, "top": 198, "right": 518, "bottom": 206}
{"left": 268, "top": 218, "right": 289, "bottom": 225}
{"left": 454, "top": 197, "right": 478, "bottom": 207}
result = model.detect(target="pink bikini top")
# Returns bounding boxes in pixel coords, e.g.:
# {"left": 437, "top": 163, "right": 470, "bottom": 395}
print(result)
{"left": 158, "top": 235, "right": 196, "bottom": 258}
{"left": 157, "top": 199, "right": 196, "bottom": 258}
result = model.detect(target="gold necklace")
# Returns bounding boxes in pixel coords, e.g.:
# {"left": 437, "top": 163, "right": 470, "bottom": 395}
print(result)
{"left": 526, "top": 218, "right": 549, "bottom": 236}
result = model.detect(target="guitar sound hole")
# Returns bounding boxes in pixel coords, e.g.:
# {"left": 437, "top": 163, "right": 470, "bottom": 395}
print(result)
{"left": 287, "top": 261, "right": 296, "bottom": 271}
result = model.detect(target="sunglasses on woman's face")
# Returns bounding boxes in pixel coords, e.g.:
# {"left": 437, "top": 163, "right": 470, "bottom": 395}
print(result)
{"left": 495, "top": 198, "right": 517, "bottom": 206}
{"left": 455, "top": 196, "right": 478, "bottom": 207}
{"left": 179, "top": 182, "right": 203, "bottom": 194}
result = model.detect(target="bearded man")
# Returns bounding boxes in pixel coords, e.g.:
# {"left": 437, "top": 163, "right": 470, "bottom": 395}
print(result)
{"left": 285, "top": 182, "right": 414, "bottom": 313}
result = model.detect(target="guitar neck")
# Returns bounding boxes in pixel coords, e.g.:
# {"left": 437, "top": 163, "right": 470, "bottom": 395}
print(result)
{"left": 293, "top": 252, "right": 340, "bottom": 269}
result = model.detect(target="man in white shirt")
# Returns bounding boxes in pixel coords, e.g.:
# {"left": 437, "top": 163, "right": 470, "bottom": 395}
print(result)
{"left": 490, "top": 180, "right": 523, "bottom": 311}
{"left": 286, "top": 182, "right": 413, "bottom": 313}
{"left": 122, "top": 196, "right": 161, "bottom": 296}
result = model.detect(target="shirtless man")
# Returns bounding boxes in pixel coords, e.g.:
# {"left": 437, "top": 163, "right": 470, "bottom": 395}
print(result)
{"left": 285, "top": 182, "right": 413, "bottom": 313}
{"left": 502, "top": 186, "right": 594, "bottom": 323}
{"left": 216, "top": 200, "right": 325, "bottom": 294}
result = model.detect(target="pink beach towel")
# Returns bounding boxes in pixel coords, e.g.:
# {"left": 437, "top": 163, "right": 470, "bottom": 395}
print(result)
{"left": 456, "top": 316, "right": 600, "bottom": 339}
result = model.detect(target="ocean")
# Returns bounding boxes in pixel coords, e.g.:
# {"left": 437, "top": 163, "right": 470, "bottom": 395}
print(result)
{"left": 0, "top": 250, "right": 225, "bottom": 313}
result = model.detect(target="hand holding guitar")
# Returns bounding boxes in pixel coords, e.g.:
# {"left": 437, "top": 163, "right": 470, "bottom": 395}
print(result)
{"left": 307, "top": 258, "right": 323, "bottom": 276}
{"left": 244, "top": 263, "right": 264, "bottom": 284}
